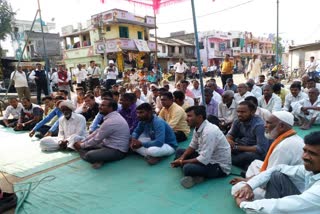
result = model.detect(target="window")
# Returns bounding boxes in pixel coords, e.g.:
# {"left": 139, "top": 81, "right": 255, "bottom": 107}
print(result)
{"left": 210, "top": 43, "right": 215, "bottom": 49}
{"left": 119, "top": 26, "right": 129, "bottom": 38}
{"left": 199, "top": 42, "right": 204, "bottom": 49}
{"left": 137, "top": 31, "right": 143, "bottom": 40}
{"left": 178, "top": 47, "right": 182, "bottom": 54}
{"left": 162, "top": 45, "right": 166, "bottom": 53}
{"left": 106, "top": 26, "right": 111, "bottom": 31}
{"left": 170, "top": 46, "right": 175, "bottom": 53}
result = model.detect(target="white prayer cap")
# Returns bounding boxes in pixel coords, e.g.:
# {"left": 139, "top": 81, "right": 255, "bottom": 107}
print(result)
{"left": 272, "top": 111, "right": 294, "bottom": 126}
{"left": 59, "top": 100, "right": 75, "bottom": 111}
{"left": 109, "top": 60, "right": 114, "bottom": 64}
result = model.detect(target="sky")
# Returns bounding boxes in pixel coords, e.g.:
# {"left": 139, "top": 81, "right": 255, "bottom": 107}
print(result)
{"left": 3, "top": 0, "right": 320, "bottom": 55}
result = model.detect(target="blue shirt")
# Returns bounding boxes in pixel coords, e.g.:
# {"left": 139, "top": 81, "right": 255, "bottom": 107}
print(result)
{"left": 227, "top": 116, "right": 270, "bottom": 156}
{"left": 32, "top": 107, "right": 62, "bottom": 133}
{"left": 132, "top": 115, "right": 178, "bottom": 149}
{"left": 89, "top": 113, "right": 104, "bottom": 133}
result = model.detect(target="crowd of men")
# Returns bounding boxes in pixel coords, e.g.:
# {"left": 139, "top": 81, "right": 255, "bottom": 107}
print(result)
{"left": 1, "top": 55, "right": 320, "bottom": 213}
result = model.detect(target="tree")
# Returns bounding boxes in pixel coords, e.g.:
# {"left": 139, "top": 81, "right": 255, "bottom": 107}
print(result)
{"left": 272, "top": 36, "right": 284, "bottom": 64}
{"left": 0, "top": 0, "right": 15, "bottom": 80}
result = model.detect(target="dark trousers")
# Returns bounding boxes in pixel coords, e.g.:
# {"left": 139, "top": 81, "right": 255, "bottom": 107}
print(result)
{"left": 105, "top": 79, "right": 116, "bottom": 91}
{"left": 77, "top": 81, "right": 87, "bottom": 93}
{"left": 36, "top": 83, "right": 49, "bottom": 104}
{"left": 221, "top": 74, "right": 233, "bottom": 88}
{"left": 308, "top": 71, "right": 316, "bottom": 79}
{"left": 14, "top": 123, "right": 36, "bottom": 131}
{"left": 0, "top": 119, "right": 18, "bottom": 127}
{"left": 175, "top": 131, "right": 187, "bottom": 143}
{"left": 175, "top": 148, "right": 226, "bottom": 178}
{"left": 232, "top": 151, "right": 264, "bottom": 170}
{"left": 80, "top": 145, "right": 126, "bottom": 164}
{"left": 89, "top": 78, "right": 100, "bottom": 91}
{"left": 265, "top": 171, "right": 301, "bottom": 199}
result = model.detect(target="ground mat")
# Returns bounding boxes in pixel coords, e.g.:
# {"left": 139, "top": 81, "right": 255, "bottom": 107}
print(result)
{"left": 0, "top": 127, "right": 79, "bottom": 177}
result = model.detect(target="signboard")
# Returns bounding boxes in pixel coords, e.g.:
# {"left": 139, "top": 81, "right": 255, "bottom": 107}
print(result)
{"left": 102, "top": 11, "right": 114, "bottom": 22}
{"left": 146, "top": 16, "right": 155, "bottom": 25}
{"left": 61, "top": 25, "right": 74, "bottom": 36}
{"left": 115, "top": 10, "right": 135, "bottom": 21}
{"left": 134, "top": 39, "right": 150, "bottom": 52}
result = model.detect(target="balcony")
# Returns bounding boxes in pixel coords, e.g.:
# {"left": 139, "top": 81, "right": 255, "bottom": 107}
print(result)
{"left": 63, "top": 46, "right": 96, "bottom": 60}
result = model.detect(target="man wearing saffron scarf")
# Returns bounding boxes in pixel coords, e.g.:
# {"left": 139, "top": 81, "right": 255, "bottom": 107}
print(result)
{"left": 230, "top": 111, "right": 304, "bottom": 199}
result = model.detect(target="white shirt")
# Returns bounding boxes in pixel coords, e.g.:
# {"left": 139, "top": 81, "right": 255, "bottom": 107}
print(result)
{"left": 29, "top": 69, "right": 47, "bottom": 80}
{"left": 3, "top": 103, "right": 23, "bottom": 120}
{"left": 292, "top": 98, "right": 320, "bottom": 123}
{"left": 174, "top": 62, "right": 188, "bottom": 74}
{"left": 10, "top": 71, "right": 28, "bottom": 88}
{"left": 191, "top": 87, "right": 202, "bottom": 98}
{"left": 87, "top": 66, "right": 101, "bottom": 79}
{"left": 234, "top": 91, "right": 254, "bottom": 104}
{"left": 73, "top": 68, "right": 87, "bottom": 83}
{"left": 212, "top": 91, "right": 222, "bottom": 104}
{"left": 255, "top": 107, "right": 271, "bottom": 122}
{"left": 189, "top": 120, "right": 231, "bottom": 174}
{"left": 283, "top": 91, "right": 308, "bottom": 111}
{"left": 50, "top": 72, "right": 58, "bottom": 84}
{"left": 185, "top": 96, "right": 195, "bottom": 106}
{"left": 57, "top": 70, "right": 71, "bottom": 83}
{"left": 240, "top": 164, "right": 320, "bottom": 214}
{"left": 306, "top": 61, "right": 318, "bottom": 72}
{"left": 141, "top": 91, "right": 152, "bottom": 103}
{"left": 218, "top": 99, "right": 237, "bottom": 124}
{"left": 104, "top": 66, "right": 118, "bottom": 80}
{"left": 251, "top": 85, "right": 262, "bottom": 98}
{"left": 258, "top": 93, "right": 282, "bottom": 113}
{"left": 58, "top": 112, "right": 87, "bottom": 141}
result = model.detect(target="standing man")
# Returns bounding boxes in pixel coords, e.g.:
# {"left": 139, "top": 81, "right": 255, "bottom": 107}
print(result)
{"left": 29, "top": 63, "right": 49, "bottom": 104}
{"left": 220, "top": 54, "right": 234, "bottom": 88}
{"left": 104, "top": 60, "right": 118, "bottom": 91}
{"left": 305, "top": 56, "right": 318, "bottom": 79}
{"left": 174, "top": 58, "right": 188, "bottom": 84}
{"left": 87, "top": 60, "right": 100, "bottom": 91}
{"left": 10, "top": 66, "right": 30, "bottom": 100}
{"left": 73, "top": 64, "right": 87, "bottom": 93}
{"left": 74, "top": 98, "right": 130, "bottom": 169}
{"left": 57, "top": 65, "right": 71, "bottom": 99}
{"left": 171, "top": 106, "right": 231, "bottom": 188}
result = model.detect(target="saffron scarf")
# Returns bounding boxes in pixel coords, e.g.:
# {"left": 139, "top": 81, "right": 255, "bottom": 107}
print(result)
{"left": 260, "top": 129, "right": 296, "bottom": 172}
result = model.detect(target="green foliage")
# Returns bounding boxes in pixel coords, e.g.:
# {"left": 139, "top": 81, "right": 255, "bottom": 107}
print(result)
{"left": 0, "top": 0, "right": 15, "bottom": 41}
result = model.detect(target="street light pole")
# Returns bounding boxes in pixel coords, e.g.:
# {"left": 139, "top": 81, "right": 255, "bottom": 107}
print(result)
{"left": 276, "top": 0, "right": 279, "bottom": 71}
{"left": 191, "top": 0, "right": 205, "bottom": 107}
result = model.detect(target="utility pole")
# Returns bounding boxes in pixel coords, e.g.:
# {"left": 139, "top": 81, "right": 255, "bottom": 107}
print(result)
{"left": 276, "top": 0, "right": 279, "bottom": 72}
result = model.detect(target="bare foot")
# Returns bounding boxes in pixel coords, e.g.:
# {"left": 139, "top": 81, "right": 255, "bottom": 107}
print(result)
{"left": 146, "top": 156, "right": 161, "bottom": 165}
{"left": 300, "top": 123, "right": 311, "bottom": 130}
{"left": 92, "top": 162, "right": 104, "bottom": 169}
{"left": 229, "top": 177, "right": 247, "bottom": 185}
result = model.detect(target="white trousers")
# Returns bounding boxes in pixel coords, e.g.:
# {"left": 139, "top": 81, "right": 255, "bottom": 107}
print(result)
{"left": 134, "top": 136, "right": 175, "bottom": 158}
{"left": 40, "top": 135, "right": 85, "bottom": 151}
{"left": 231, "top": 160, "right": 265, "bottom": 200}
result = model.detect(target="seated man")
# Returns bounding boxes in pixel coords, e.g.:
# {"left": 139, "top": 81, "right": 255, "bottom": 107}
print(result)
{"left": 234, "top": 131, "right": 320, "bottom": 213}
{"left": 81, "top": 94, "right": 99, "bottom": 123}
{"left": 0, "top": 97, "right": 22, "bottom": 128}
{"left": 14, "top": 98, "right": 43, "bottom": 131}
{"left": 292, "top": 87, "right": 320, "bottom": 130}
{"left": 173, "top": 90, "right": 190, "bottom": 111}
{"left": 258, "top": 84, "right": 282, "bottom": 113}
{"left": 223, "top": 78, "right": 237, "bottom": 93}
{"left": 73, "top": 98, "right": 130, "bottom": 169}
{"left": 227, "top": 101, "right": 270, "bottom": 170}
{"left": 159, "top": 92, "right": 190, "bottom": 142}
{"left": 230, "top": 111, "right": 304, "bottom": 199}
{"left": 40, "top": 100, "right": 87, "bottom": 151}
{"left": 218, "top": 90, "right": 237, "bottom": 132}
{"left": 171, "top": 106, "right": 231, "bottom": 188}
{"left": 245, "top": 96, "right": 271, "bottom": 122}
{"left": 247, "top": 79, "right": 262, "bottom": 98}
{"left": 119, "top": 93, "right": 138, "bottom": 134}
{"left": 202, "top": 88, "right": 219, "bottom": 117}
{"left": 0, "top": 186, "right": 17, "bottom": 213}
{"left": 283, "top": 82, "right": 308, "bottom": 112}
{"left": 272, "top": 83, "right": 289, "bottom": 106}
{"left": 29, "top": 96, "right": 63, "bottom": 138}
{"left": 131, "top": 103, "right": 178, "bottom": 165}
{"left": 234, "top": 83, "right": 254, "bottom": 104}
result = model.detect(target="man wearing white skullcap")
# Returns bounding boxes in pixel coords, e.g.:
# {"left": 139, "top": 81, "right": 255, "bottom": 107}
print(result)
{"left": 231, "top": 111, "right": 304, "bottom": 200}
{"left": 104, "top": 59, "right": 118, "bottom": 90}
{"left": 39, "top": 100, "right": 87, "bottom": 151}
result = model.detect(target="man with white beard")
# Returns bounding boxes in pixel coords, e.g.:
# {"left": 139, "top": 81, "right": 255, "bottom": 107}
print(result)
{"left": 230, "top": 111, "right": 304, "bottom": 199}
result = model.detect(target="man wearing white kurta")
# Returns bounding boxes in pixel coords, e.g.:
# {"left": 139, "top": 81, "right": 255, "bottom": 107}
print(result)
{"left": 10, "top": 66, "right": 31, "bottom": 100}
{"left": 231, "top": 111, "right": 304, "bottom": 199}
{"left": 40, "top": 100, "right": 87, "bottom": 151}
{"left": 258, "top": 85, "right": 282, "bottom": 113}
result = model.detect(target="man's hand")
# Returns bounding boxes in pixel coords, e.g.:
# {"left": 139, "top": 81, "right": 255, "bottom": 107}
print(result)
{"left": 29, "top": 130, "right": 35, "bottom": 137}
{"left": 73, "top": 141, "right": 82, "bottom": 151}
{"left": 58, "top": 140, "right": 68, "bottom": 150}
{"left": 235, "top": 196, "right": 247, "bottom": 207}
{"left": 227, "top": 138, "right": 236, "bottom": 149}
{"left": 130, "top": 138, "right": 142, "bottom": 150}
{"left": 44, "top": 132, "right": 52, "bottom": 137}
{"left": 170, "top": 158, "right": 184, "bottom": 168}
{"left": 234, "top": 184, "right": 254, "bottom": 201}
{"left": 229, "top": 177, "right": 247, "bottom": 185}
